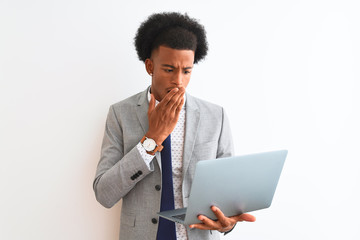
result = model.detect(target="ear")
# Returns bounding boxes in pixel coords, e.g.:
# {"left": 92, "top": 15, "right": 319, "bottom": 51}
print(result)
{"left": 145, "top": 58, "right": 154, "bottom": 76}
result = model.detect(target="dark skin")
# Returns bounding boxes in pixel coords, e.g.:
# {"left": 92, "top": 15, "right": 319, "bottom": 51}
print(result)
{"left": 144, "top": 45, "right": 256, "bottom": 232}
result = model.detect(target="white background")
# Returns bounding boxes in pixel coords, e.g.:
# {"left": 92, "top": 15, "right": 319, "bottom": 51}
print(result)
{"left": 1, "top": 0, "right": 359, "bottom": 239}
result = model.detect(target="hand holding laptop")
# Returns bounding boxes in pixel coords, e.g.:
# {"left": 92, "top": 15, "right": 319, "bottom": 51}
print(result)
{"left": 189, "top": 205, "right": 256, "bottom": 232}
{"left": 158, "top": 150, "right": 287, "bottom": 228}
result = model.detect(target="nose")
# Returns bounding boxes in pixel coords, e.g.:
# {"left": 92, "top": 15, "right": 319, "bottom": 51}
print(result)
{"left": 172, "top": 71, "right": 183, "bottom": 87}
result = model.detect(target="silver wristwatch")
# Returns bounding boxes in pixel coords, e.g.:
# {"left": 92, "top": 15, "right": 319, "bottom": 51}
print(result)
{"left": 141, "top": 136, "right": 163, "bottom": 153}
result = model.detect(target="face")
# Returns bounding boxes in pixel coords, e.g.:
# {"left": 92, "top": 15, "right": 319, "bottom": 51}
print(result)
{"left": 145, "top": 45, "right": 195, "bottom": 101}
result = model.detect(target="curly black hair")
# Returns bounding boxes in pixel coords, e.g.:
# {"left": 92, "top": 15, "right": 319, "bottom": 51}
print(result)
{"left": 134, "top": 12, "right": 208, "bottom": 64}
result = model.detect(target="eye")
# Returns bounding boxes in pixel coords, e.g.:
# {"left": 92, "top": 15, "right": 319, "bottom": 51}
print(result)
{"left": 184, "top": 70, "right": 191, "bottom": 74}
{"left": 164, "top": 69, "right": 173, "bottom": 73}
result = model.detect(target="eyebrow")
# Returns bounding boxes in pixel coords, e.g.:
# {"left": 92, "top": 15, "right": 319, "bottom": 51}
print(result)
{"left": 161, "top": 64, "right": 193, "bottom": 70}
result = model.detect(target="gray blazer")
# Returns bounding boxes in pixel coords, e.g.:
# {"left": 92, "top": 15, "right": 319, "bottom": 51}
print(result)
{"left": 93, "top": 87, "right": 234, "bottom": 240}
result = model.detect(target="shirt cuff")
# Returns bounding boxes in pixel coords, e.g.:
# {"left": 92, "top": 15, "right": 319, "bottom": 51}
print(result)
{"left": 136, "top": 142, "right": 155, "bottom": 170}
{"left": 224, "top": 223, "right": 237, "bottom": 235}
{"left": 210, "top": 223, "right": 237, "bottom": 235}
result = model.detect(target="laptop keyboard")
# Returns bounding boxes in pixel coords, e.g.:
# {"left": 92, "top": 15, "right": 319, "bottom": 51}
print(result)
{"left": 172, "top": 213, "right": 186, "bottom": 221}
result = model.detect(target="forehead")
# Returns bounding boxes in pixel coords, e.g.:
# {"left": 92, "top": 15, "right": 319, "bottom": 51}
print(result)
{"left": 152, "top": 46, "right": 195, "bottom": 66}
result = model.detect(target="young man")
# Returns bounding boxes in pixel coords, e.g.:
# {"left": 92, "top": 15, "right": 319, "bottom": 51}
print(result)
{"left": 93, "top": 12, "right": 256, "bottom": 240}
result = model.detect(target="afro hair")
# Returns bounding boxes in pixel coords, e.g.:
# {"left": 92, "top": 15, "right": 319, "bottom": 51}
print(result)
{"left": 134, "top": 12, "right": 208, "bottom": 64}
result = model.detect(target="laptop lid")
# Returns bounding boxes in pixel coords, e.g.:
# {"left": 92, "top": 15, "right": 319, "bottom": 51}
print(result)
{"left": 179, "top": 150, "right": 288, "bottom": 225}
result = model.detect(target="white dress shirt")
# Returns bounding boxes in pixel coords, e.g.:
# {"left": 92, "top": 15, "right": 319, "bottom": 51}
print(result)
{"left": 136, "top": 90, "right": 187, "bottom": 240}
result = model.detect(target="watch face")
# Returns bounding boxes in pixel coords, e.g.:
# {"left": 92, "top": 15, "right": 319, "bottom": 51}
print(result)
{"left": 143, "top": 138, "right": 156, "bottom": 151}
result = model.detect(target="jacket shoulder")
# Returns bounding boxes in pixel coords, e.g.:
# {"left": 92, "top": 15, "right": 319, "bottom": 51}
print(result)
{"left": 110, "top": 89, "right": 147, "bottom": 112}
{"left": 187, "top": 94, "right": 224, "bottom": 115}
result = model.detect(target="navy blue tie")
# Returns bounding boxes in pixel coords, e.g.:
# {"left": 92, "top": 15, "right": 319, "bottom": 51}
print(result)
{"left": 157, "top": 135, "right": 176, "bottom": 240}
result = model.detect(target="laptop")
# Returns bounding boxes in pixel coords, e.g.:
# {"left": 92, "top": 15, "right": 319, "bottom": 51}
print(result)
{"left": 158, "top": 150, "right": 288, "bottom": 225}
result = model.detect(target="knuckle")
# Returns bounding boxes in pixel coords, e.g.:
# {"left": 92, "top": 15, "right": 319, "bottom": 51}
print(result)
{"left": 169, "top": 97, "right": 177, "bottom": 104}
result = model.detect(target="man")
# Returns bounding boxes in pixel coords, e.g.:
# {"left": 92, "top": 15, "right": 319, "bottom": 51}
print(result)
{"left": 93, "top": 12, "right": 256, "bottom": 240}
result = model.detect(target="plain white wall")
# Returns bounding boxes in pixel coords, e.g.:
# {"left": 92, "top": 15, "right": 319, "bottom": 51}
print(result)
{"left": 1, "top": 0, "right": 359, "bottom": 239}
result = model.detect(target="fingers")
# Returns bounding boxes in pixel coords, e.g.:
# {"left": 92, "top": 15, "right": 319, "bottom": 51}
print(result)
{"left": 148, "top": 94, "right": 155, "bottom": 115}
{"left": 160, "top": 87, "right": 185, "bottom": 108}
{"left": 212, "top": 206, "right": 256, "bottom": 223}
{"left": 189, "top": 215, "right": 216, "bottom": 230}
{"left": 235, "top": 213, "right": 256, "bottom": 222}
{"left": 156, "top": 87, "right": 185, "bottom": 120}
{"left": 211, "top": 206, "right": 231, "bottom": 228}
{"left": 198, "top": 215, "right": 217, "bottom": 228}
{"left": 189, "top": 223, "right": 210, "bottom": 230}
{"left": 189, "top": 213, "right": 233, "bottom": 232}
{"left": 160, "top": 88, "right": 180, "bottom": 106}
{"left": 174, "top": 97, "right": 185, "bottom": 115}
{"left": 211, "top": 206, "right": 226, "bottom": 221}
{"left": 189, "top": 207, "right": 256, "bottom": 232}
{"left": 171, "top": 90, "right": 185, "bottom": 113}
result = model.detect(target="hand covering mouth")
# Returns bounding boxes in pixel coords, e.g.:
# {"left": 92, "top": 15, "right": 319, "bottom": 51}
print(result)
{"left": 167, "top": 88, "right": 178, "bottom": 93}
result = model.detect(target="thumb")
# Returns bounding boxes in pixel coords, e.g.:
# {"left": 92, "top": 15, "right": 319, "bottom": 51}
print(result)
{"left": 237, "top": 213, "right": 256, "bottom": 222}
{"left": 148, "top": 94, "right": 155, "bottom": 115}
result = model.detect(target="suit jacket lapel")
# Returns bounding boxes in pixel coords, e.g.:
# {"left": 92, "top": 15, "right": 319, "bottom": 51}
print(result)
{"left": 136, "top": 87, "right": 150, "bottom": 134}
{"left": 182, "top": 93, "right": 200, "bottom": 177}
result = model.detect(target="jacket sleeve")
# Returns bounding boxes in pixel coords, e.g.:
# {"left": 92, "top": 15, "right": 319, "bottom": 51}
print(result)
{"left": 216, "top": 108, "right": 234, "bottom": 158}
{"left": 93, "top": 105, "right": 153, "bottom": 208}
